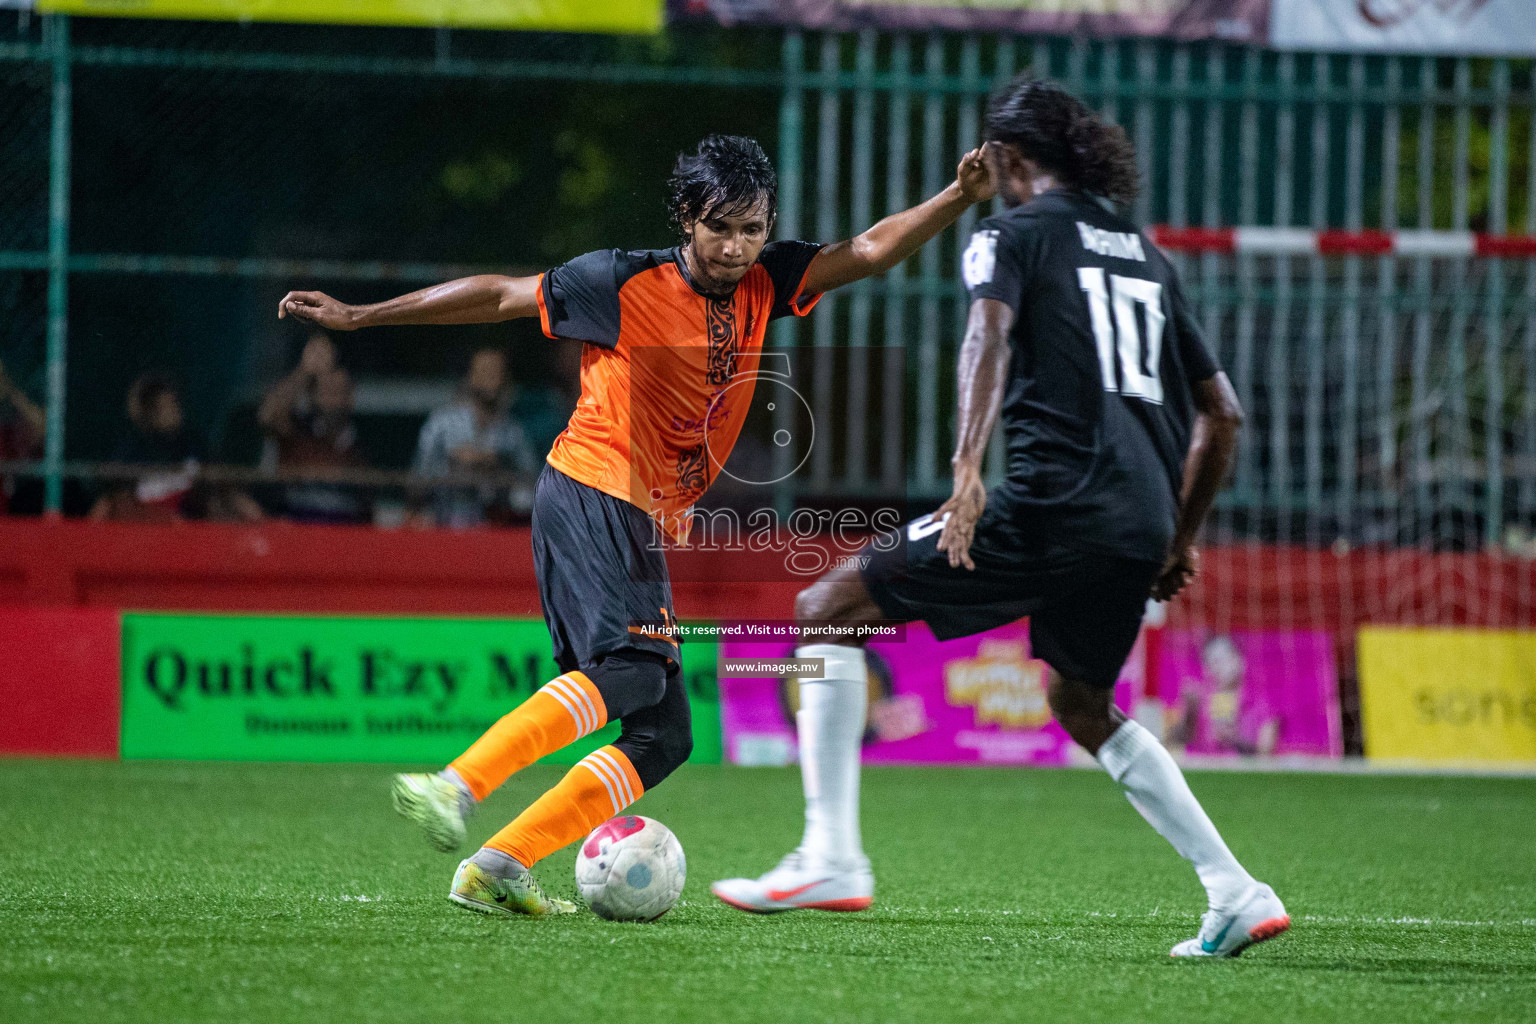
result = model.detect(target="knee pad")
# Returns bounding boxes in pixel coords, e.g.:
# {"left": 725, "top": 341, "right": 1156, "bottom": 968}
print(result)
{"left": 586, "top": 650, "right": 669, "bottom": 722}
{"left": 616, "top": 712, "right": 693, "bottom": 791}
{"left": 657, "top": 720, "right": 693, "bottom": 774}
{"left": 647, "top": 661, "right": 692, "bottom": 777}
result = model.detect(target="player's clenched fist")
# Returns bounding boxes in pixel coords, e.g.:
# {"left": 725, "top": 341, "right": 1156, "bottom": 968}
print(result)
{"left": 278, "top": 290, "right": 358, "bottom": 330}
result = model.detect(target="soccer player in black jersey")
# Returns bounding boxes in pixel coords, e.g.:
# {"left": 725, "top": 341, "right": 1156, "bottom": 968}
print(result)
{"left": 713, "top": 78, "right": 1290, "bottom": 959}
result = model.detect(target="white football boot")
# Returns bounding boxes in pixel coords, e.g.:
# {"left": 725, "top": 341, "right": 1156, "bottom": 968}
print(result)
{"left": 1170, "top": 881, "right": 1290, "bottom": 958}
{"left": 711, "top": 849, "right": 874, "bottom": 914}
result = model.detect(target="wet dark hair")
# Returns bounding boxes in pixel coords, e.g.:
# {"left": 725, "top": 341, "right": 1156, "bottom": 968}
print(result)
{"left": 984, "top": 75, "right": 1140, "bottom": 206}
{"left": 666, "top": 134, "right": 778, "bottom": 238}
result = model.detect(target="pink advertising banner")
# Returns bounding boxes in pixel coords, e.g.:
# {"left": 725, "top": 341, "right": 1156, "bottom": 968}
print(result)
{"left": 721, "top": 622, "right": 1137, "bottom": 766}
{"left": 1157, "top": 630, "right": 1343, "bottom": 759}
{"left": 670, "top": 0, "right": 1269, "bottom": 43}
{"left": 720, "top": 625, "right": 1339, "bottom": 766}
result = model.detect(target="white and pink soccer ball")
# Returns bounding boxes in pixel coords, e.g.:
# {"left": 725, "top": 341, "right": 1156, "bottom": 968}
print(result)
{"left": 575, "top": 815, "right": 686, "bottom": 921}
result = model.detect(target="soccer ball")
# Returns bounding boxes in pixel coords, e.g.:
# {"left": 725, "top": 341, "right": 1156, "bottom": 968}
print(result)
{"left": 575, "top": 815, "right": 686, "bottom": 921}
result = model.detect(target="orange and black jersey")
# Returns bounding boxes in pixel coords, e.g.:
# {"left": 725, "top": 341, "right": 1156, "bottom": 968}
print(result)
{"left": 536, "top": 242, "right": 822, "bottom": 542}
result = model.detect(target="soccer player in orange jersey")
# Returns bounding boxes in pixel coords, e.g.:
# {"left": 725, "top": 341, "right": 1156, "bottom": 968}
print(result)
{"left": 278, "top": 135, "right": 995, "bottom": 917}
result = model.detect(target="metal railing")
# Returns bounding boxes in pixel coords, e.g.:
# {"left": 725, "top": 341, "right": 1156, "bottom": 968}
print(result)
{"left": 772, "top": 35, "right": 1534, "bottom": 521}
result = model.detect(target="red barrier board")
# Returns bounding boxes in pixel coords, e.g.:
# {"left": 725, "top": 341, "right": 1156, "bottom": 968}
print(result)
{"left": 5, "top": 520, "right": 1536, "bottom": 632}
{"left": 0, "top": 518, "right": 801, "bottom": 619}
{"left": 6, "top": 520, "right": 1536, "bottom": 763}
{"left": 0, "top": 607, "right": 121, "bottom": 757}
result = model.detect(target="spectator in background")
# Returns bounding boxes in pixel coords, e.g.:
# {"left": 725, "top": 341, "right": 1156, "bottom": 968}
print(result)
{"left": 259, "top": 334, "right": 370, "bottom": 525}
{"left": 410, "top": 347, "right": 537, "bottom": 528}
{"left": 0, "top": 358, "right": 45, "bottom": 515}
{"left": 260, "top": 331, "right": 336, "bottom": 432}
{"left": 92, "top": 372, "right": 263, "bottom": 523}
{"left": 509, "top": 338, "right": 582, "bottom": 459}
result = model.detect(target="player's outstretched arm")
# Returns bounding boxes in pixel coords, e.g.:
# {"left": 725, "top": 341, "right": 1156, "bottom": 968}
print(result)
{"left": 1151, "top": 372, "right": 1243, "bottom": 601}
{"left": 277, "top": 275, "right": 541, "bottom": 331}
{"left": 934, "top": 297, "right": 1014, "bottom": 571}
{"left": 801, "top": 146, "right": 996, "bottom": 296}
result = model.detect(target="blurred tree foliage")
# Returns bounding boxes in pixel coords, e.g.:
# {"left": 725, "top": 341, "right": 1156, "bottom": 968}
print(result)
{"left": 37, "top": 17, "right": 783, "bottom": 462}
{"left": 1392, "top": 60, "right": 1533, "bottom": 231}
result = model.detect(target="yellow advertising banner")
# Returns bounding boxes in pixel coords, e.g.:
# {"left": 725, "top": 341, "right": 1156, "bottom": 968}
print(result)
{"left": 1358, "top": 628, "right": 1536, "bottom": 764}
{"left": 36, "top": 0, "right": 662, "bottom": 33}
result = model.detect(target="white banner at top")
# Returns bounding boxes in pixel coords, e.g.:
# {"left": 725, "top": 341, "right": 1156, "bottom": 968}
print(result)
{"left": 1272, "top": 0, "right": 1536, "bottom": 56}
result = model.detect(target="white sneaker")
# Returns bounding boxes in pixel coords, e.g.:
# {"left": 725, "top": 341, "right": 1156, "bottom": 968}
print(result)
{"left": 1170, "top": 882, "right": 1290, "bottom": 958}
{"left": 711, "top": 849, "right": 874, "bottom": 914}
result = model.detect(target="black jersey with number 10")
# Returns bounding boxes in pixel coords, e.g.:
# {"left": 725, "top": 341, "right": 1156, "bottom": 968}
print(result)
{"left": 962, "top": 188, "right": 1222, "bottom": 564}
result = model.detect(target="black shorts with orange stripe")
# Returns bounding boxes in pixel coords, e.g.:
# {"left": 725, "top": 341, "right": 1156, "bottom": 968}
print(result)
{"left": 532, "top": 463, "right": 680, "bottom": 673}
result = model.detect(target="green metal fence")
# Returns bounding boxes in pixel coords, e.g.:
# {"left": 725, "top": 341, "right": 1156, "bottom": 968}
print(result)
{"left": 2, "top": 13, "right": 1534, "bottom": 550}
{"left": 770, "top": 31, "right": 1536, "bottom": 555}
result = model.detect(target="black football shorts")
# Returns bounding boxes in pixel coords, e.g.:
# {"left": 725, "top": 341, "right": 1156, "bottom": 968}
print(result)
{"left": 860, "top": 487, "right": 1161, "bottom": 688}
{"left": 531, "top": 464, "right": 680, "bottom": 673}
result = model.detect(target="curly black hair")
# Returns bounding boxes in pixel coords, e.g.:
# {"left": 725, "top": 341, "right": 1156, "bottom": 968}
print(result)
{"left": 984, "top": 75, "right": 1140, "bottom": 206}
{"left": 666, "top": 134, "right": 778, "bottom": 239}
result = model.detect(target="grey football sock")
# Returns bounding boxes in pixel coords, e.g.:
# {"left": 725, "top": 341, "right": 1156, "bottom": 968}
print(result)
{"left": 470, "top": 847, "right": 528, "bottom": 878}
{"left": 437, "top": 767, "right": 477, "bottom": 818}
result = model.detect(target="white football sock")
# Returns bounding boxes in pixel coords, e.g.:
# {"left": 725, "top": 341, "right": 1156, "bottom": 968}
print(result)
{"left": 794, "top": 643, "right": 868, "bottom": 869}
{"left": 1096, "top": 719, "right": 1253, "bottom": 909}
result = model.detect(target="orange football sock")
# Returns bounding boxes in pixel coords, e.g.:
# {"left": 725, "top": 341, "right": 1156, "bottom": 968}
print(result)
{"left": 449, "top": 672, "right": 607, "bottom": 800}
{"left": 484, "top": 745, "right": 644, "bottom": 868}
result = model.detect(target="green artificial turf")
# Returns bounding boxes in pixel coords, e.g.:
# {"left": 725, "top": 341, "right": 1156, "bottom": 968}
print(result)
{"left": 1, "top": 760, "right": 1533, "bottom": 1023}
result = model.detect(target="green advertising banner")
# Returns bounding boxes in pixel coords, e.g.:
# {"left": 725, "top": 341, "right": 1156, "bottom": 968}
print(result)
{"left": 120, "top": 613, "right": 720, "bottom": 764}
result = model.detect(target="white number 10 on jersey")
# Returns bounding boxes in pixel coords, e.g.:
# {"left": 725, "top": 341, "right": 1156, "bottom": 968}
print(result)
{"left": 1076, "top": 267, "right": 1164, "bottom": 405}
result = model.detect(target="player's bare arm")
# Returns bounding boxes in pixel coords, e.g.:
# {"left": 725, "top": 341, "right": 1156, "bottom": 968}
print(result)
{"left": 800, "top": 146, "right": 996, "bottom": 295}
{"left": 934, "top": 297, "right": 1013, "bottom": 571}
{"left": 277, "top": 274, "right": 541, "bottom": 330}
{"left": 1151, "top": 372, "right": 1243, "bottom": 601}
